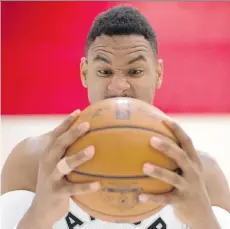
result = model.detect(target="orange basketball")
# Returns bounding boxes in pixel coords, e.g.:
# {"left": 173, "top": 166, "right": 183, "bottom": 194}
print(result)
{"left": 65, "top": 97, "right": 180, "bottom": 223}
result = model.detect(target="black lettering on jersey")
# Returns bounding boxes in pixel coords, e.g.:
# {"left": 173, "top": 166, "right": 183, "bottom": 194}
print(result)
{"left": 147, "top": 217, "right": 166, "bottom": 229}
{"left": 133, "top": 221, "right": 142, "bottom": 225}
{"left": 65, "top": 212, "right": 167, "bottom": 229}
{"left": 65, "top": 212, "right": 84, "bottom": 229}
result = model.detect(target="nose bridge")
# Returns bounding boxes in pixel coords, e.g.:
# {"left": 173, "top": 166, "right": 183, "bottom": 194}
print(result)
{"left": 108, "top": 71, "right": 130, "bottom": 92}
{"left": 112, "top": 72, "right": 126, "bottom": 84}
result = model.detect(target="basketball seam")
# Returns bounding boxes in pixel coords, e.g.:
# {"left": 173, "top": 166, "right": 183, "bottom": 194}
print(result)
{"left": 71, "top": 168, "right": 180, "bottom": 179}
{"left": 70, "top": 126, "right": 180, "bottom": 178}
{"left": 86, "top": 126, "right": 178, "bottom": 144}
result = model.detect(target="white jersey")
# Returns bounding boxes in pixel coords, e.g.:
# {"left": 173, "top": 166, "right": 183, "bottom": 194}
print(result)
{"left": 1, "top": 190, "right": 187, "bottom": 229}
{"left": 54, "top": 197, "right": 187, "bottom": 229}
{"left": 2, "top": 191, "right": 230, "bottom": 229}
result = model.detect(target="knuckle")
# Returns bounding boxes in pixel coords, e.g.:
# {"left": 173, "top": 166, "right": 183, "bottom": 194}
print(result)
{"left": 63, "top": 116, "right": 74, "bottom": 128}
{"left": 173, "top": 175, "right": 183, "bottom": 186}
{"left": 178, "top": 151, "right": 188, "bottom": 163}
{"left": 68, "top": 127, "right": 81, "bottom": 141}
{"left": 184, "top": 135, "right": 193, "bottom": 145}
{"left": 171, "top": 121, "right": 179, "bottom": 131}
{"left": 54, "top": 139, "right": 69, "bottom": 151}
{"left": 72, "top": 153, "right": 87, "bottom": 164}
{"left": 159, "top": 141, "right": 170, "bottom": 152}
{"left": 74, "top": 183, "right": 91, "bottom": 194}
{"left": 65, "top": 124, "right": 87, "bottom": 144}
{"left": 154, "top": 167, "right": 162, "bottom": 176}
{"left": 65, "top": 157, "right": 77, "bottom": 170}
{"left": 52, "top": 116, "right": 74, "bottom": 137}
{"left": 80, "top": 183, "right": 91, "bottom": 191}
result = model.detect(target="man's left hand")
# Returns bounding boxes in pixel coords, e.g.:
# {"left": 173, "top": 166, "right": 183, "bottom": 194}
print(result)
{"left": 139, "top": 119, "right": 220, "bottom": 229}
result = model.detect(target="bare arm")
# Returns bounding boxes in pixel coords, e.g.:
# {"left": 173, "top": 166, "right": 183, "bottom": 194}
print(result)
{"left": 1, "top": 135, "right": 49, "bottom": 194}
{"left": 16, "top": 207, "right": 53, "bottom": 229}
{"left": 202, "top": 154, "right": 230, "bottom": 212}
{"left": 1, "top": 111, "right": 99, "bottom": 229}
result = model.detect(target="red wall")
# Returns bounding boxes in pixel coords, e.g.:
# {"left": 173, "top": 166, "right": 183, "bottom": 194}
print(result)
{"left": 2, "top": 2, "right": 230, "bottom": 114}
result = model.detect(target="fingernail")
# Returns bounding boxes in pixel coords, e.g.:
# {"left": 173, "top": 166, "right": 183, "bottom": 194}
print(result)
{"left": 139, "top": 194, "right": 148, "bottom": 202}
{"left": 84, "top": 145, "right": 95, "bottom": 157}
{"left": 150, "top": 137, "right": 162, "bottom": 146}
{"left": 71, "top": 109, "right": 80, "bottom": 117}
{"left": 90, "top": 182, "right": 100, "bottom": 191}
{"left": 143, "top": 163, "right": 154, "bottom": 173}
{"left": 78, "top": 122, "right": 90, "bottom": 132}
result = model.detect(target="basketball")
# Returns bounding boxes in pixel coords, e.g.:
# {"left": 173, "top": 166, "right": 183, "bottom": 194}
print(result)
{"left": 65, "top": 97, "right": 180, "bottom": 223}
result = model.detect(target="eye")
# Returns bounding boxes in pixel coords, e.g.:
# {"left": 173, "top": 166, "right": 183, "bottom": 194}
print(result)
{"left": 128, "top": 69, "right": 143, "bottom": 77}
{"left": 97, "top": 69, "right": 113, "bottom": 77}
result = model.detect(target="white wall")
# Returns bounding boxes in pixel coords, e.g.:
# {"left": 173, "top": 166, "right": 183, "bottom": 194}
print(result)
{"left": 1, "top": 115, "right": 230, "bottom": 186}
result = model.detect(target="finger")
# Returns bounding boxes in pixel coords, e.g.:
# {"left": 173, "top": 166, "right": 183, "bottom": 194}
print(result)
{"left": 51, "top": 109, "right": 81, "bottom": 138}
{"left": 143, "top": 163, "right": 186, "bottom": 190}
{"left": 138, "top": 193, "right": 176, "bottom": 205}
{"left": 150, "top": 137, "right": 192, "bottom": 173}
{"left": 52, "top": 145, "right": 95, "bottom": 181}
{"left": 67, "top": 181, "right": 101, "bottom": 195}
{"left": 163, "top": 119, "right": 201, "bottom": 166}
{"left": 158, "top": 59, "right": 163, "bottom": 64}
{"left": 48, "top": 121, "right": 90, "bottom": 163}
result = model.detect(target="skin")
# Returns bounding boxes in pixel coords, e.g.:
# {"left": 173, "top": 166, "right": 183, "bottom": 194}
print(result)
{"left": 80, "top": 35, "right": 163, "bottom": 104}
{"left": 1, "top": 34, "right": 230, "bottom": 229}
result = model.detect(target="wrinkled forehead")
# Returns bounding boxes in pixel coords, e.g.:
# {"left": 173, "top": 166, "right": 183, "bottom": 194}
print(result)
{"left": 87, "top": 35, "right": 155, "bottom": 62}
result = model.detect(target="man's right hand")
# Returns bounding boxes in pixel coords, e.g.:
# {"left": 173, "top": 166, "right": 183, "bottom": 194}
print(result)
{"left": 18, "top": 109, "right": 100, "bottom": 228}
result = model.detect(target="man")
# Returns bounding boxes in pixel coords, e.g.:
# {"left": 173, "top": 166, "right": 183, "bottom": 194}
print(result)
{"left": 1, "top": 5, "right": 230, "bottom": 229}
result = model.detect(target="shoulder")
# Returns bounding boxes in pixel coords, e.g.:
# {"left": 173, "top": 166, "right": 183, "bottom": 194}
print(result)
{"left": 199, "top": 151, "right": 230, "bottom": 212}
{"left": 199, "top": 151, "right": 219, "bottom": 168}
{"left": 1, "top": 134, "right": 51, "bottom": 194}
{"left": 199, "top": 151, "right": 227, "bottom": 180}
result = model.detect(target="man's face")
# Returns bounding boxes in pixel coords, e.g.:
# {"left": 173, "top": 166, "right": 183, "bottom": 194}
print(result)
{"left": 80, "top": 35, "right": 163, "bottom": 104}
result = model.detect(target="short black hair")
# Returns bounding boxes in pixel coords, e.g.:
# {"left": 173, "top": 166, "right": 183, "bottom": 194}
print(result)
{"left": 86, "top": 5, "right": 158, "bottom": 56}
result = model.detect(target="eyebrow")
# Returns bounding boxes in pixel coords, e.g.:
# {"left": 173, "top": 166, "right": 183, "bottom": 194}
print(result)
{"left": 92, "top": 54, "right": 147, "bottom": 65}
{"left": 128, "top": 55, "right": 147, "bottom": 65}
{"left": 93, "top": 55, "right": 111, "bottom": 64}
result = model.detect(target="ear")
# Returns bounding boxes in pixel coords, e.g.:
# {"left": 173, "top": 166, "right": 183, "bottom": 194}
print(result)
{"left": 156, "top": 59, "right": 163, "bottom": 89}
{"left": 80, "top": 57, "right": 88, "bottom": 88}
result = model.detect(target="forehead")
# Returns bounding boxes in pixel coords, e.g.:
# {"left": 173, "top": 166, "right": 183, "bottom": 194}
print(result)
{"left": 88, "top": 35, "right": 154, "bottom": 61}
